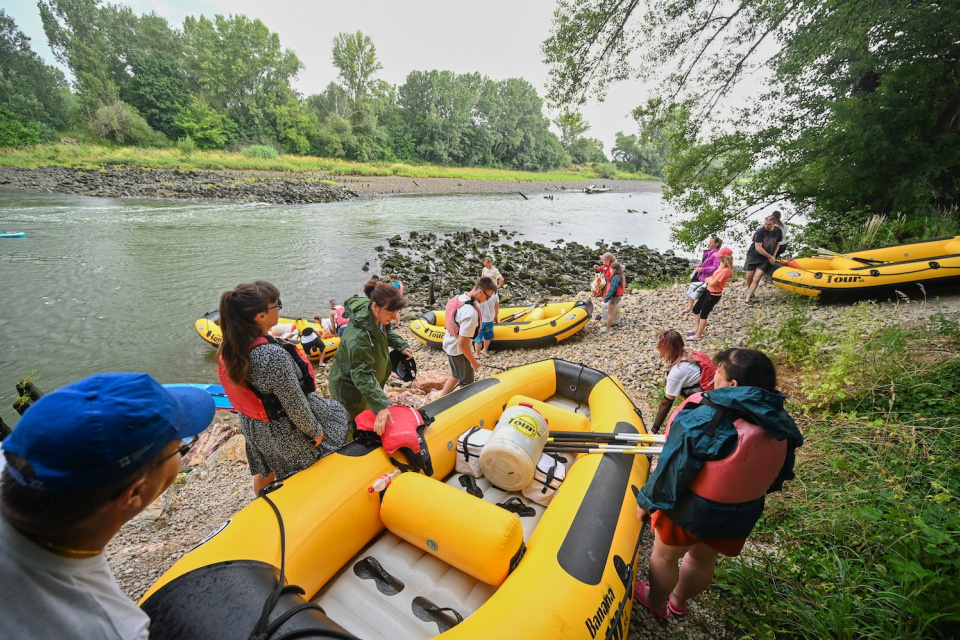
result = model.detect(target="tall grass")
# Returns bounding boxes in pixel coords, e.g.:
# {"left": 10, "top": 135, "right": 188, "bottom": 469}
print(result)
{"left": 0, "top": 142, "right": 658, "bottom": 182}
{"left": 731, "top": 304, "right": 960, "bottom": 639}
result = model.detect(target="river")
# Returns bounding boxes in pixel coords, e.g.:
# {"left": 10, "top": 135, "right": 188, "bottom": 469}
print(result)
{"left": 0, "top": 188, "right": 680, "bottom": 424}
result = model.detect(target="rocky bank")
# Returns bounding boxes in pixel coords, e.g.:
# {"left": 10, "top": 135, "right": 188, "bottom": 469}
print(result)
{"left": 106, "top": 278, "right": 960, "bottom": 640}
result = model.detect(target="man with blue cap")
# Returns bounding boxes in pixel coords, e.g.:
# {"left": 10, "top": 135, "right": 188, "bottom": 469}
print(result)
{"left": 0, "top": 373, "right": 215, "bottom": 639}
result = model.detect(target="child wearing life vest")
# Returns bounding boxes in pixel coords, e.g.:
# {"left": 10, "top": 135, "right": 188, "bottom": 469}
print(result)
{"left": 439, "top": 277, "right": 497, "bottom": 397}
{"left": 687, "top": 247, "right": 734, "bottom": 342}
{"left": 634, "top": 348, "right": 803, "bottom": 620}
{"left": 601, "top": 261, "right": 626, "bottom": 334}
{"left": 649, "top": 330, "right": 716, "bottom": 433}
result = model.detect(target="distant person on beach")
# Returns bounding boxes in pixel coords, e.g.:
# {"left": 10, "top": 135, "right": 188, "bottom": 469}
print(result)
{"left": 474, "top": 285, "right": 500, "bottom": 357}
{"left": 602, "top": 262, "right": 625, "bottom": 334}
{"left": 0, "top": 373, "right": 214, "bottom": 638}
{"left": 218, "top": 281, "right": 350, "bottom": 495}
{"left": 319, "top": 300, "right": 350, "bottom": 337}
{"left": 440, "top": 277, "right": 496, "bottom": 396}
{"left": 594, "top": 251, "right": 616, "bottom": 321}
{"left": 743, "top": 215, "right": 782, "bottom": 305}
{"left": 328, "top": 281, "right": 414, "bottom": 434}
{"left": 482, "top": 257, "right": 505, "bottom": 289}
{"left": 683, "top": 238, "right": 722, "bottom": 314}
{"left": 686, "top": 247, "right": 734, "bottom": 342}
{"left": 649, "top": 330, "right": 714, "bottom": 434}
{"left": 388, "top": 273, "right": 404, "bottom": 294}
{"left": 633, "top": 348, "right": 803, "bottom": 620}
{"left": 771, "top": 211, "right": 789, "bottom": 259}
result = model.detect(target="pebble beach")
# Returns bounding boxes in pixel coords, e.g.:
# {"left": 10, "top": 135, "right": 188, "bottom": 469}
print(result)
{"left": 106, "top": 276, "right": 960, "bottom": 640}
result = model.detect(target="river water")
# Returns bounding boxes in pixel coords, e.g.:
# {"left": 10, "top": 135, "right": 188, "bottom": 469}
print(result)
{"left": 0, "top": 188, "right": 680, "bottom": 424}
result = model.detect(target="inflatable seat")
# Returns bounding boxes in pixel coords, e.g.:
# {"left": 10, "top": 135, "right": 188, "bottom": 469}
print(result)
{"left": 380, "top": 473, "right": 525, "bottom": 586}
{"left": 505, "top": 395, "right": 590, "bottom": 433}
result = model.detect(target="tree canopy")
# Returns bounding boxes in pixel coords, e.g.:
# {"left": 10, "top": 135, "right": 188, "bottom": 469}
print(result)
{"left": 544, "top": 0, "right": 960, "bottom": 248}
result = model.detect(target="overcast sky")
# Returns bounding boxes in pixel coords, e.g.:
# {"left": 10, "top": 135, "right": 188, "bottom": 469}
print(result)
{"left": 4, "top": 0, "right": 647, "bottom": 152}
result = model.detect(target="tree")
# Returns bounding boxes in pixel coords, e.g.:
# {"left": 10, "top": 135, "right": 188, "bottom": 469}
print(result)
{"left": 174, "top": 97, "right": 236, "bottom": 149}
{"left": 398, "top": 70, "right": 484, "bottom": 165}
{"left": 121, "top": 51, "right": 190, "bottom": 139}
{"left": 331, "top": 31, "right": 383, "bottom": 108}
{"left": 544, "top": 0, "right": 960, "bottom": 249}
{"left": 553, "top": 109, "right": 589, "bottom": 147}
{"left": 0, "top": 10, "right": 70, "bottom": 138}
{"left": 568, "top": 136, "right": 606, "bottom": 165}
{"left": 182, "top": 14, "right": 302, "bottom": 142}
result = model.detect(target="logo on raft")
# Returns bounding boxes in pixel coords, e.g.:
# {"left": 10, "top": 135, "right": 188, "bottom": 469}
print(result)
{"left": 509, "top": 414, "right": 544, "bottom": 440}
{"left": 585, "top": 587, "right": 618, "bottom": 639}
{"left": 825, "top": 274, "right": 865, "bottom": 284}
{"left": 565, "top": 313, "right": 577, "bottom": 320}
{"left": 787, "top": 271, "right": 802, "bottom": 277}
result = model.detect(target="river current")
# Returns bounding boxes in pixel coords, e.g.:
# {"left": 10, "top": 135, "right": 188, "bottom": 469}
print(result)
{"left": 0, "top": 188, "right": 680, "bottom": 423}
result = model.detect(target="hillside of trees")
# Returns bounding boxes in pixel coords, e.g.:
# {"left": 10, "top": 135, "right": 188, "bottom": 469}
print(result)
{"left": 0, "top": 3, "right": 663, "bottom": 176}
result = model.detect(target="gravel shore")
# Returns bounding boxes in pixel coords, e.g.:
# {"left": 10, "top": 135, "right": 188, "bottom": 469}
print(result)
{"left": 107, "top": 279, "right": 960, "bottom": 639}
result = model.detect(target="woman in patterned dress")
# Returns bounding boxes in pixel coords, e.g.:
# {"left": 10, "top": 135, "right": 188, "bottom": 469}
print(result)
{"left": 218, "top": 280, "right": 350, "bottom": 495}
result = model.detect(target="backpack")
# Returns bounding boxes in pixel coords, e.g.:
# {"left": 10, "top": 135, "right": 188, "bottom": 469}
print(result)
{"left": 591, "top": 271, "right": 606, "bottom": 297}
{"left": 680, "top": 350, "right": 717, "bottom": 398}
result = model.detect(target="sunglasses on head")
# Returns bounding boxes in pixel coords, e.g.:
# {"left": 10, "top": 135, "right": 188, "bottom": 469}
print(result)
{"left": 267, "top": 299, "right": 283, "bottom": 310}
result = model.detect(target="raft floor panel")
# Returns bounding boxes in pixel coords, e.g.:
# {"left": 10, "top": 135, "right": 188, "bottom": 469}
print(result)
{"left": 313, "top": 469, "right": 567, "bottom": 639}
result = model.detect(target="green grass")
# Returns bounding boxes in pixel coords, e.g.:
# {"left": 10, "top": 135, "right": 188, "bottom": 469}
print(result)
{"left": 0, "top": 142, "right": 659, "bottom": 182}
{"left": 726, "top": 304, "right": 960, "bottom": 639}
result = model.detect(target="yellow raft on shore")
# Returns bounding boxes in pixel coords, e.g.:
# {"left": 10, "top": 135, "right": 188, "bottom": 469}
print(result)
{"left": 140, "top": 359, "right": 649, "bottom": 640}
{"left": 771, "top": 235, "right": 960, "bottom": 300}
{"left": 194, "top": 310, "right": 340, "bottom": 361}
{"left": 409, "top": 300, "right": 593, "bottom": 350}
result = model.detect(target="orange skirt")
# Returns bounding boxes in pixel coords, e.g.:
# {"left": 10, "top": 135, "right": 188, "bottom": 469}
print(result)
{"left": 651, "top": 510, "right": 747, "bottom": 557}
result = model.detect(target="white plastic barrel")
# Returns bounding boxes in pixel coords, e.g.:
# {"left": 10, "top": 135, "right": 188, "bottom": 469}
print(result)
{"left": 601, "top": 301, "right": 622, "bottom": 326}
{"left": 479, "top": 403, "right": 549, "bottom": 491}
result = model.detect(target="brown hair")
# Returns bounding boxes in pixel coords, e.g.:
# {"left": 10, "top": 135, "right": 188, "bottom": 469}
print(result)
{"left": 714, "top": 348, "right": 777, "bottom": 391}
{"left": 217, "top": 280, "right": 279, "bottom": 386}
{"left": 475, "top": 276, "right": 496, "bottom": 293}
{"left": 610, "top": 262, "right": 625, "bottom": 283}
{"left": 657, "top": 329, "right": 686, "bottom": 365}
{"left": 363, "top": 281, "right": 407, "bottom": 311}
{"left": 718, "top": 254, "right": 734, "bottom": 269}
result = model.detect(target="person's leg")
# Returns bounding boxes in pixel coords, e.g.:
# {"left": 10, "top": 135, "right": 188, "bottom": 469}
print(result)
{"left": 482, "top": 338, "right": 492, "bottom": 355}
{"left": 252, "top": 472, "right": 276, "bottom": 496}
{"left": 440, "top": 376, "right": 459, "bottom": 397}
{"left": 743, "top": 268, "right": 757, "bottom": 302}
{"left": 605, "top": 298, "right": 618, "bottom": 332}
{"left": 474, "top": 333, "right": 483, "bottom": 358}
{"left": 670, "top": 542, "right": 718, "bottom": 611}
{"left": 645, "top": 533, "right": 693, "bottom": 613}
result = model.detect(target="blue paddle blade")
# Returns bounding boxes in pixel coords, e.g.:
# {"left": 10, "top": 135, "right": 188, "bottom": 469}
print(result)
{"left": 162, "top": 383, "right": 234, "bottom": 411}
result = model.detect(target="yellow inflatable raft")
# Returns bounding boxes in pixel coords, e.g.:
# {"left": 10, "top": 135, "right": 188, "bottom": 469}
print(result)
{"left": 772, "top": 235, "right": 960, "bottom": 300}
{"left": 140, "top": 359, "right": 649, "bottom": 640}
{"left": 194, "top": 310, "right": 340, "bottom": 362}
{"left": 409, "top": 300, "right": 593, "bottom": 350}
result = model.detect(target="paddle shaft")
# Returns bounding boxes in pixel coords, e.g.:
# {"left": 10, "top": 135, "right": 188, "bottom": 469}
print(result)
{"left": 543, "top": 444, "right": 663, "bottom": 455}
{"left": 549, "top": 431, "right": 665, "bottom": 444}
{"left": 815, "top": 247, "right": 884, "bottom": 265}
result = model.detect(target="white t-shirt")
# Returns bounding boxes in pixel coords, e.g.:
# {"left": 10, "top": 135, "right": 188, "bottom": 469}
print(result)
{"left": 665, "top": 361, "right": 702, "bottom": 398}
{"left": 442, "top": 295, "right": 480, "bottom": 357}
{"left": 0, "top": 515, "right": 150, "bottom": 639}
{"left": 482, "top": 266, "right": 503, "bottom": 284}
{"left": 477, "top": 293, "right": 499, "bottom": 323}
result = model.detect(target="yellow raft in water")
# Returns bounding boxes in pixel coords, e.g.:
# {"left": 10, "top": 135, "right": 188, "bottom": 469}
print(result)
{"left": 140, "top": 359, "right": 649, "bottom": 640}
{"left": 194, "top": 310, "right": 339, "bottom": 361}
{"left": 771, "top": 235, "right": 960, "bottom": 300}
{"left": 409, "top": 300, "right": 593, "bottom": 350}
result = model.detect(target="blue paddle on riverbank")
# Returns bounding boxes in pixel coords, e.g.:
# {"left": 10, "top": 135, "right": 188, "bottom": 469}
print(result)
{"left": 162, "top": 383, "right": 234, "bottom": 411}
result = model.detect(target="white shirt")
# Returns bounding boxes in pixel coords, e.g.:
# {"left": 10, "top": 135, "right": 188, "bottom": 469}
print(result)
{"left": 665, "top": 361, "right": 703, "bottom": 398}
{"left": 477, "top": 292, "right": 499, "bottom": 323}
{"left": 482, "top": 266, "right": 503, "bottom": 284}
{"left": 442, "top": 295, "right": 479, "bottom": 357}
{"left": 0, "top": 515, "right": 150, "bottom": 639}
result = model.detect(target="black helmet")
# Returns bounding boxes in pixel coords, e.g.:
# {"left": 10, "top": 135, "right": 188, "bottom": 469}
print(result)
{"left": 390, "top": 349, "right": 417, "bottom": 382}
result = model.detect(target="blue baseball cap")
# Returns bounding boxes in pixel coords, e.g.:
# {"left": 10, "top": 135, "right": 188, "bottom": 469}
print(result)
{"left": 3, "top": 373, "right": 215, "bottom": 493}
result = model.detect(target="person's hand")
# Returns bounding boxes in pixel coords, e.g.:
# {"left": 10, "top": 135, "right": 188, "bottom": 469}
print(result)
{"left": 768, "top": 256, "right": 775, "bottom": 264}
{"left": 695, "top": 266, "right": 702, "bottom": 273}
{"left": 401, "top": 348, "right": 413, "bottom": 359}
{"left": 374, "top": 407, "right": 394, "bottom": 435}
{"left": 470, "top": 359, "right": 482, "bottom": 371}
{"left": 313, "top": 432, "right": 324, "bottom": 447}
{"left": 637, "top": 506, "right": 648, "bottom": 522}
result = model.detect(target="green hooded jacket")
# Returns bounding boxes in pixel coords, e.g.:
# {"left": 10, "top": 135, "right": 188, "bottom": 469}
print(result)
{"left": 328, "top": 295, "right": 410, "bottom": 419}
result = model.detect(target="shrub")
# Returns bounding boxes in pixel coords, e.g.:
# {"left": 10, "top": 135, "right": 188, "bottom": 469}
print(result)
{"left": 89, "top": 101, "right": 167, "bottom": 147}
{"left": 176, "top": 136, "right": 197, "bottom": 155}
{"left": 0, "top": 106, "right": 41, "bottom": 147}
{"left": 241, "top": 144, "right": 278, "bottom": 159}
{"left": 593, "top": 161, "right": 618, "bottom": 179}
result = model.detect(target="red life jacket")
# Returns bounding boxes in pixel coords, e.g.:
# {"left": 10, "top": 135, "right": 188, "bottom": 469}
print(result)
{"left": 666, "top": 392, "right": 787, "bottom": 504}
{"left": 354, "top": 405, "right": 425, "bottom": 456}
{"left": 612, "top": 274, "right": 625, "bottom": 297}
{"left": 445, "top": 295, "right": 481, "bottom": 340}
{"left": 218, "top": 336, "right": 316, "bottom": 421}
{"left": 680, "top": 350, "right": 717, "bottom": 398}
{"left": 334, "top": 305, "right": 348, "bottom": 328}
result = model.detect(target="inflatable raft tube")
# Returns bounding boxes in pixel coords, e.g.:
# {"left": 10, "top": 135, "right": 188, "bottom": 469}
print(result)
{"left": 771, "top": 235, "right": 960, "bottom": 300}
{"left": 141, "top": 359, "right": 650, "bottom": 640}
{"left": 409, "top": 300, "right": 593, "bottom": 350}
{"left": 194, "top": 310, "right": 340, "bottom": 362}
